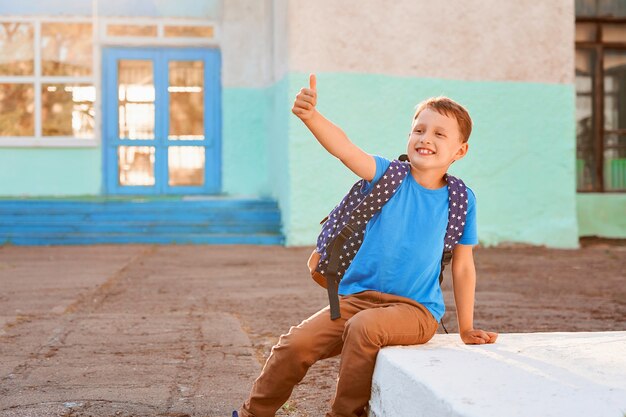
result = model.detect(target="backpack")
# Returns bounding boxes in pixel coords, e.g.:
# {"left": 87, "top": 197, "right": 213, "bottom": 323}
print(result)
{"left": 307, "top": 155, "right": 469, "bottom": 334}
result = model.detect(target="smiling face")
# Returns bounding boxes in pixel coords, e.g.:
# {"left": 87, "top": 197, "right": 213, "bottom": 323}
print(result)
{"left": 407, "top": 107, "right": 469, "bottom": 172}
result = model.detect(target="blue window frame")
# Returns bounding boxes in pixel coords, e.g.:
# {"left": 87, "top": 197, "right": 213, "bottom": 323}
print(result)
{"left": 102, "top": 47, "right": 221, "bottom": 195}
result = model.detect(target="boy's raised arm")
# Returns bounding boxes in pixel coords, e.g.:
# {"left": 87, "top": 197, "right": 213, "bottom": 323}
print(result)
{"left": 292, "top": 74, "right": 376, "bottom": 181}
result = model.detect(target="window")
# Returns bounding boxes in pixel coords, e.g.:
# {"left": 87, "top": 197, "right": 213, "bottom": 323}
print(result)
{"left": 0, "top": 17, "right": 218, "bottom": 148}
{"left": 164, "top": 25, "right": 214, "bottom": 39}
{"left": 103, "top": 48, "right": 221, "bottom": 195}
{"left": 100, "top": 20, "right": 217, "bottom": 46}
{"left": 0, "top": 19, "right": 95, "bottom": 143}
{"left": 575, "top": 2, "right": 626, "bottom": 192}
{"left": 0, "top": 83, "right": 34, "bottom": 136}
{"left": 0, "top": 23, "right": 35, "bottom": 136}
{"left": 0, "top": 22, "right": 34, "bottom": 76}
{"left": 107, "top": 24, "right": 157, "bottom": 38}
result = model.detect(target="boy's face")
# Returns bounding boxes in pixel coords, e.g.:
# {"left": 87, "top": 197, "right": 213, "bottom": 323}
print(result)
{"left": 406, "top": 108, "right": 468, "bottom": 171}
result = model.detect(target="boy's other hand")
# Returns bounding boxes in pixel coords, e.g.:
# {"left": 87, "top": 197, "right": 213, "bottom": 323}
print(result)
{"left": 460, "top": 329, "right": 498, "bottom": 345}
{"left": 292, "top": 74, "right": 318, "bottom": 121}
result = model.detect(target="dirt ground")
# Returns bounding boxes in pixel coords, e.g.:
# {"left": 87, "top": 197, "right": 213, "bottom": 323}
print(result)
{"left": 0, "top": 239, "right": 625, "bottom": 417}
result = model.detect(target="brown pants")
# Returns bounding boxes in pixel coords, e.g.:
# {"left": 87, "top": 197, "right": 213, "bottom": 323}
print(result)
{"left": 239, "top": 290, "right": 439, "bottom": 417}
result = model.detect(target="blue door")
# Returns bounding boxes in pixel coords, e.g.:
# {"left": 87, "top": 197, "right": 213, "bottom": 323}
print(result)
{"left": 103, "top": 47, "right": 221, "bottom": 195}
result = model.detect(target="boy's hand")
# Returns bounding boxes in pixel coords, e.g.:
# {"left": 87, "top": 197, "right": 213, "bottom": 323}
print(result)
{"left": 460, "top": 328, "right": 498, "bottom": 345}
{"left": 290, "top": 74, "right": 376, "bottom": 180}
{"left": 292, "top": 74, "right": 317, "bottom": 121}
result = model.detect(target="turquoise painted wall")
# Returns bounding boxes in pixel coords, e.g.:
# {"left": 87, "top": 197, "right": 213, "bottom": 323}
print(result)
{"left": 0, "top": 148, "right": 101, "bottom": 196}
{"left": 222, "top": 87, "right": 272, "bottom": 197}
{"left": 282, "top": 72, "right": 581, "bottom": 248}
{"left": 577, "top": 193, "right": 626, "bottom": 238}
{"left": 268, "top": 77, "right": 292, "bottom": 240}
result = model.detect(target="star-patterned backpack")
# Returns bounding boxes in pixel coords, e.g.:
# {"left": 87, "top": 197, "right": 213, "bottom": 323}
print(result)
{"left": 307, "top": 155, "right": 469, "bottom": 334}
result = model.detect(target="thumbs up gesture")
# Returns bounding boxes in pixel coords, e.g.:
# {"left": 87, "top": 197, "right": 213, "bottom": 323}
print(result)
{"left": 292, "top": 74, "right": 317, "bottom": 121}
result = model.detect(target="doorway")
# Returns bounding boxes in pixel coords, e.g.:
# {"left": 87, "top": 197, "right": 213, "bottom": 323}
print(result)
{"left": 103, "top": 47, "right": 221, "bottom": 195}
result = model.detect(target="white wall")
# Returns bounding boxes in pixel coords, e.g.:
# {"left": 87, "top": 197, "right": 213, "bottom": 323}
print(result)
{"left": 287, "top": 0, "right": 574, "bottom": 84}
{"left": 221, "top": 0, "right": 279, "bottom": 88}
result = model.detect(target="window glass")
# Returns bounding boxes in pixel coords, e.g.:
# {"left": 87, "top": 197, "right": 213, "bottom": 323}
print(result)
{"left": 118, "top": 60, "right": 154, "bottom": 140}
{"left": 576, "top": 0, "right": 626, "bottom": 17}
{"left": 168, "top": 146, "right": 205, "bottom": 186}
{"left": 575, "top": 22, "right": 597, "bottom": 42}
{"left": 107, "top": 24, "right": 157, "bottom": 37}
{"left": 576, "top": 0, "right": 594, "bottom": 16}
{"left": 169, "top": 60, "right": 204, "bottom": 140}
{"left": 0, "top": 23, "right": 34, "bottom": 76}
{"left": 597, "top": 0, "right": 626, "bottom": 17}
{"left": 118, "top": 146, "right": 155, "bottom": 186}
{"left": 604, "top": 51, "right": 626, "bottom": 131}
{"left": 0, "top": 83, "right": 34, "bottom": 136}
{"left": 603, "top": 50, "right": 626, "bottom": 191}
{"left": 164, "top": 25, "right": 214, "bottom": 38}
{"left": 602, "top": 23, "right": 626, "bottom": 42}
{"left": 42, "top": 84, "right": 95, "bottom": 138}
{"left": 575, "top": 49, "right": 599, "bottom": 191}
{"left": 604, "top": 134, "right": 626, "bottom": 191}
{"left": 41, "top": 22, "right": 92, "bottom": 76}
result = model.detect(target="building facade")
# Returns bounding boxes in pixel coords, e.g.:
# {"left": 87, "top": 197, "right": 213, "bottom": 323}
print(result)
{"left": 0, "top": 0, "right": 624, "bottom": 247}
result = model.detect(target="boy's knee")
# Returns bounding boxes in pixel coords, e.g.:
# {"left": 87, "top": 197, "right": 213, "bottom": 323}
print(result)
{"left": 273, "top": 326, "right": 318, "bottom": 363}
{"left": 343, "top": 314, "right": 384, "bottom": 346}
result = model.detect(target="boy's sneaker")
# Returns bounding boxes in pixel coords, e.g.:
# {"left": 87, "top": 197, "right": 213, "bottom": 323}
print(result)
{"left": 232, "top": 411, "right": 239, "bottom": 417}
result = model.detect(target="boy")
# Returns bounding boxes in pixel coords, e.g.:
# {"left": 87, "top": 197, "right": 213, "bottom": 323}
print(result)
{"left": 236, "top": 74, "right": 498, "bottom": 417}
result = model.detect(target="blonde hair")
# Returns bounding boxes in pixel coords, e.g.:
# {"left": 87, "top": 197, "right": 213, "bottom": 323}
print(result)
{"left": 413, "top": 96, "right": 472, "bottom": 143}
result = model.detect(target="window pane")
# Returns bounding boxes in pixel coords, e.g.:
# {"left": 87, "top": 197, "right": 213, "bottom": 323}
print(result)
{"left": 576, "top": 0, "right": 626, "bottom": 17}
{"left": 107, "top": 24, "right": 157, "bottom": 37}
{"left": 164, "top": 25, "right": 214, "bottom": 38}
{"left": 118, "top": 146, "right": 155, "bottom": 186}
{"left": 168, "top": 146, "right": 205, "bottom": 186}
{"left": 602, "top": 24, "right": 626, "bottom": 42}
{"left": 0, "top": 23, "right": 34, "bottom": 76}
{"left": 576, "top": 0, "right": 597, "bottom": 16}
{"left": 604, "top": 51, "right": 626, "bottom": 130}
{"left": 575, "top": 49, "right": 599, "bottom": 191}
{"left": 41, "top": 23, "right": 92, "bottom": 76}
{"left": 118, "top": 60, "right": 154, "bottom": 140}
{"left": 604, "top": 134, "right": 626, "bottom": 191}
{"left": 597, "top": 0, "right": 626, "bottom": 17}
{"left": 42, "top": 84, "right": 95, "bottom": 138}
{"left": 575, "top": 22, "right": 597, "bottom": 42}
{"left": 0, "top": 83, "right": 34, "bottom": 136}
{"left": 169, "top": 60, "right": 204, "bottom": 140}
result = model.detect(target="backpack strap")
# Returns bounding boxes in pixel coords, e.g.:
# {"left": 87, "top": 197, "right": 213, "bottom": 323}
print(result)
{"left": 321, "top": 159, "right": 411, "bottom": 319}
{"left": 437, "top": 173, "right": 469, "bottom": 333}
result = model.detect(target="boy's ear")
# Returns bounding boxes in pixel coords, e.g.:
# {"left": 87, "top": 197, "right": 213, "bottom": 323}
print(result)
{"left": 454, "top": 142, "right": 469, "bottom": 161}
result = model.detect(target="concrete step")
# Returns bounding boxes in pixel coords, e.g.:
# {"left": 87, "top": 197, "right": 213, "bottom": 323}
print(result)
{"left": 370, "top": 331, "right": 626, "bottom": 417}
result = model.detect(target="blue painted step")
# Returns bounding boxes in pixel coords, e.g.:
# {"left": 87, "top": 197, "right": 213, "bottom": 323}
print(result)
{"left": 0, "top": 197, "right": 284, "bottom": 246}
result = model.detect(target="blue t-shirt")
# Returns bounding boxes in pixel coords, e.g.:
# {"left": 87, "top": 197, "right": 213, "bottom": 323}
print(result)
{"left": 337, "top": 155, "right": 478, "bottom": 322}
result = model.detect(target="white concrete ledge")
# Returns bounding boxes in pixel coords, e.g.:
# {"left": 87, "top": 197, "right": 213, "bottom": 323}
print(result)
{"left": 370, "top": 332, "right": 626, "bottom": 417}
